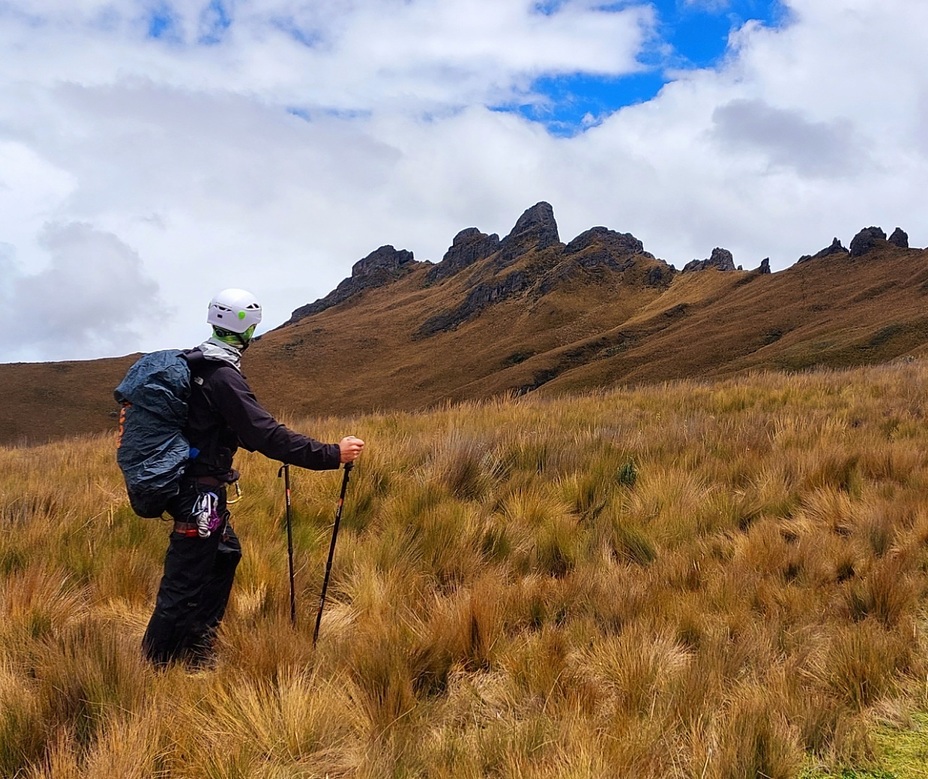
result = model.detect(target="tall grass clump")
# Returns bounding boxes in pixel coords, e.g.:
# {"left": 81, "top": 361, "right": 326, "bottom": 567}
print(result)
{"left": 4, "top": 361, "right": 928, "bottom": 775}
{"left": 0, "top": 661, "right": 46, "bottom": 776}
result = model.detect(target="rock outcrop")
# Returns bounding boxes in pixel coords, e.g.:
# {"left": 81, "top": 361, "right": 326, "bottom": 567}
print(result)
{"left": 283, "top": 205, "right": 918, "bottom": 338}
{"left": 889, "top": 227, "right": 909, "bottom": 249}
{"left": 536, "top": 227, "right": 669, "bottom": 295}
{"left": 426, "top": 228, "right": 500, "bottom": 284}
{"left": 796, "top": 228, "right": 909, "bottom": 263}
{"left": 416, "top": 204, "right": 562, "bottom": 338}
{"left": 497, "top": 202, "right": 562, "bottom": 266}
{"left": 415, "top": 270, "right": 531, "bottom": 339}
{"left": 351, "top": 245, "right": 416, "bottom": 281}
{"left": 849, "top": 227, "right": 888, "bottom": 258}
{"left": 415, "top": 205, "right": 668, "bottom": 338}
{"left": 563, "top": 227, "right": 646, "bottom": 269}
{"left": 797, "top": 238, "right": 849, "bottom": 264}
{"left": 285, "top": 245, "right": 416, "bottom": 322}
{"left": 647, "top": 264, "right": 675, "bottom": 285}
{"left": 682, "top": 248, "right": 736, "bottom": 273}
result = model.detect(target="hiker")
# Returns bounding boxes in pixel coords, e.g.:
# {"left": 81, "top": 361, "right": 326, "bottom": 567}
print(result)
{"left": 141, "top": 288, "right": 364, "bottom": 668}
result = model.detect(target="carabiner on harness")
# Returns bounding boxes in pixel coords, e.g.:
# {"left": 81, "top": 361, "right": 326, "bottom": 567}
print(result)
{"left": 226, "top": 481, "right": 243, "bottom": 505}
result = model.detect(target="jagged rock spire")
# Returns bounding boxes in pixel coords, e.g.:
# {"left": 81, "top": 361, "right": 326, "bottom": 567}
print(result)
{"left": 682, "top": 248, "right": 736, "bottom": 273}
{"left": 427, "top": 228, "right": 500, "bottom": 284}
{"left": 284, "top": 245, "right": 415, "bottom": 322}
{"left": 889, "top": 227, "right": 909, "bottom": 249}
{"left": 498, "top": 202, "right": 561, "bottom": 264}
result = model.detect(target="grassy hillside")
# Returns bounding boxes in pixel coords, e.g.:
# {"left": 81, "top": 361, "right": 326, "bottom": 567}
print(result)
{"left": 0, "top": 354, "right": 136, "bottom": 445}
{"left": 245, "top": 244, "right": 928, "bottom": 421}
{"left": 2, "top": 234, "right": 927, "bottom": 448}
{"left": 3, "top": 362, "right": 928, "bottom": 777}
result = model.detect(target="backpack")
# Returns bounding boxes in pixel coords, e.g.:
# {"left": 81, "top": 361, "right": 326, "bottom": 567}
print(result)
{"left": 114, "top": 349, "right": 204, "bottom": 518}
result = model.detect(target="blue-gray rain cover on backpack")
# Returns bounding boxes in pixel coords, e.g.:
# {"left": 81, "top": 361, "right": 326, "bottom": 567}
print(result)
{"left": 114, "top": 350, "right": 192, "bottom": 518}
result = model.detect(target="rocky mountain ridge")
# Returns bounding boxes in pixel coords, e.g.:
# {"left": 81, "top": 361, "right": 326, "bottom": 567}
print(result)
{"left": 1, "top": 202, "right": 925, "bottom": 445}
{"left": 284, "top": 202, "right": 916, "bottom": 327}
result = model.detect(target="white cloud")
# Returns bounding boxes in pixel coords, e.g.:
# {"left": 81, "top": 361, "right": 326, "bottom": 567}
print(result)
{"left": 0, "top": 0, "right": 926, "bottom": 361}
{"left": 710, "top": 99, "right": 868, "bottom": 178}
{"left": 0, "top": 222, "right": 162, "bottom": 361}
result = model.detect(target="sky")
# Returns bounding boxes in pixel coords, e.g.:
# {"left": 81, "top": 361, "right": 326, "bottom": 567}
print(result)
{"left": 1, "top": 0, "right": 926, "bottom": 363}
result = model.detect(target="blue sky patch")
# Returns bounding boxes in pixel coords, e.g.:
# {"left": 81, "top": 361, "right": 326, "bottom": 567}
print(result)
{"left": 286, "top": 106, "right": 372, "bottom": 123}
{"left": 287, "top": 106, "right": 312, "bottom": 121}
{"left": 654, "top": 0, "right": 784, "bottom": 68}
{"left": 147, "top": 5, "right": 179, "bottom": 42}
{"left": 272, "top": 16, "right": 324, "bottom": 48}
{"left": 510, "top": 0, "right": 786, "bottom": 135}
{"left": 498, "top": 71, "right": 669, "bottom": 137}
{"left": 532, "top": 0, "right": 567, "bottom": 15}
{"left": 198, "top": 0, "right": 231, "bottom": 45}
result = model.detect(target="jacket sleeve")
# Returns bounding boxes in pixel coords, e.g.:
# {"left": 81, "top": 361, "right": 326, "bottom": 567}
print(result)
{"left": 207, "top": 366, "right": 341, "bottom": 470}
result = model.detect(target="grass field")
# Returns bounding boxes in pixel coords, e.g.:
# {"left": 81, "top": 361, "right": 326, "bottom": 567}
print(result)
{"left": 3, "top": 361, "right": 928, "bottom": 777}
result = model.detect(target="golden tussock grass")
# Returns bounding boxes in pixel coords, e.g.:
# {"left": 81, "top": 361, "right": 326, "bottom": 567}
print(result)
{"left": 3, "top": 361, "right": 928, "bottom": 776}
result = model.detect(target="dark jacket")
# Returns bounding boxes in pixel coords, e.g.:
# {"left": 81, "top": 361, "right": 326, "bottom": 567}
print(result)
{"left": 184, "top": 358, "right": 340, "bottom": 481}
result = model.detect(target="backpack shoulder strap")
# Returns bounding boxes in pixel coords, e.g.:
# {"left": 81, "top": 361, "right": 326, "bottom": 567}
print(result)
{"left": 181, "top": 348, "right": 208, "bottom": 381}
{"left": 182, "top": 347, "right": 205, "bottom": 366}
{"left": 182, "top": 347, "right": 228, "bottom": 391}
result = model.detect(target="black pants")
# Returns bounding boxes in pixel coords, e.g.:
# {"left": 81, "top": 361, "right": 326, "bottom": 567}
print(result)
{"left": 142, "top": 481, "right": 242, "bottom": 667}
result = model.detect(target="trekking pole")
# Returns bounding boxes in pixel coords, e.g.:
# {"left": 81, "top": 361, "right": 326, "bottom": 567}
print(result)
{"left": 278, "top": 463, "right": 297, "bottom": 626}
{"left": 313, "top": 462, "right": 353, "bottom": 647}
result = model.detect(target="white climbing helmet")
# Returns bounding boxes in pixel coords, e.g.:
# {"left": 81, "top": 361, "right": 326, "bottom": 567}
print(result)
{"left": 207, "top": 288, "right": 263, "bottom": 334}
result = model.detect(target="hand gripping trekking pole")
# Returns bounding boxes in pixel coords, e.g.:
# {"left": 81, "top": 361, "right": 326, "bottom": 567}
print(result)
{"left": 278, "top": 464, "right": 297, "bottom": 626}
{"left": 313, "top": 462, "right": 353, "bottom": 647}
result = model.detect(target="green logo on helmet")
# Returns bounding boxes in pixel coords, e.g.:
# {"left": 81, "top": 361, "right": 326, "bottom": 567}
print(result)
{"left": 238, "top": 311, "right": 246, "bottom": 320}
